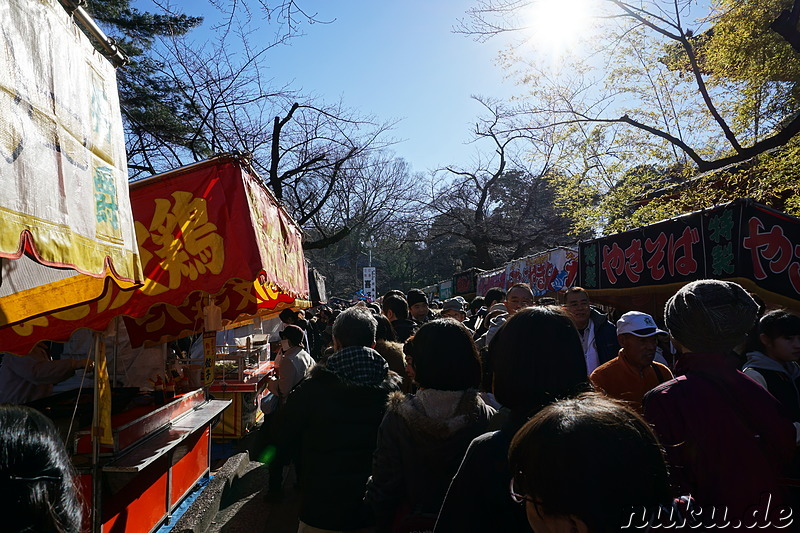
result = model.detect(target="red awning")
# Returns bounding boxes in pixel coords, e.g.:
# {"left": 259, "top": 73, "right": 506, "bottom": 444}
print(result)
{"left": 0, "top": 157, "right": 309, "bottom": 354}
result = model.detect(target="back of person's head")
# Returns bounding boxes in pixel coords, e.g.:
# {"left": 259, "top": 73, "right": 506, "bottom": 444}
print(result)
{"left": 664, "top": 279, "right": 758, "bottom": 353}
{"left": 383, "top": 289, "right": 406, "bottom": 300}
{"left": 491, "top": 306, "right": 588, "bottom": 415}
{"left": 404, "top": 319, "right": 481, "bottom": 391}
{"left": 382, "top": 294, "right": 409, "bottom": 320}
{"left": 374, "top": 314, "right": 398, "bottom": 343}
{"left": 509, "top": 393, "right": 671, "bottom": 533}
{"left": 367, "top": 303, "right": 382, "bottom": 316}
{"left": 759, "top": 309, "right": 800, "bottom": 340}
{"left": 279, "top": 308, "right": 298, "bottom": 324}
{"left": 0, "top": 405, "right": 82, "bottom": 533}
{"left": 332, "top": 306, "right": 378, "bottom": 348}
{"left": 484, "top": 287, "right": 506, "bottom": 307}
{"left": 280, "top": 324, "right": 305, "bottom": 347}
{"left": 470, "top": 296, "right": 485, "bottom": 314}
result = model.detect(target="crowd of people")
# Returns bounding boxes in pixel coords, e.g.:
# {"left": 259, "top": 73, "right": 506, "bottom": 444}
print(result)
{"left": 2, "top": 278, "right": 799, "bottom": 533}
{"left": 256, "top": 279, "right": 800, "bottom": 533}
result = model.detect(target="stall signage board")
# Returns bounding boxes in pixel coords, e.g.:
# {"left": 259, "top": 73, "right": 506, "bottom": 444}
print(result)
{"left": 454, "top": 271, "right": 476, "bottom": 295}
{"left": 439, "top": 280, "right": 454, "bottom": 300}
{"left": 475, "top": 248, "right": 579, "bottom": 296}
{"left": 362, "top": 267, "right": 376, "bottom": 301}
{"left": 0, "top": 158, "right": 305, "bottom": 355}
{"left": 476, "top": 268, "right": 507, "bottom": 296}
{"left": 579, "top": 200, "right": 800, "bottom": 304}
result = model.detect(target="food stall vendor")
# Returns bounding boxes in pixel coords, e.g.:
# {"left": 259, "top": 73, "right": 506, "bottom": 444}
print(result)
{"left": 0, "top": 342, "right": 93, "bottom": 404}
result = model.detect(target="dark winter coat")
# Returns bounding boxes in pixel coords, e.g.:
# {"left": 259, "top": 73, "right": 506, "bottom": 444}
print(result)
{"left": 644, "top": 352, "right": 795, "bottom": 527}
{"left": 743, "top": 351, "right": 800, "bottom": 421}
{"left": 277, "top": 364, "right": 402, "bottom": 530}
{"left": 434, "top": 413, "right": 531, "bottom": 533}
{"left": 590, "top": 307, "right": 621, "bottom": 366}
{"left": 391, "top": 318, "right": 418, "bottom": 343}
{"left": 366, "top": 389, "right": 495, "bottom": 532}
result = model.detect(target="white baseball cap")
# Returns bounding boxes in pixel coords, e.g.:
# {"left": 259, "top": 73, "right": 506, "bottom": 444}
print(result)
{"left": 616, "top": 311, "right": 667, "bottom": 337}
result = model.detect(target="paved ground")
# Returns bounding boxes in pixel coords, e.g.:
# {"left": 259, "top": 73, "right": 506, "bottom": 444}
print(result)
{"left": 205, "top": 425, "right": 301, "bottom": 533}
{"left": 206, "top": 461, "right": 300, "bottom": 533}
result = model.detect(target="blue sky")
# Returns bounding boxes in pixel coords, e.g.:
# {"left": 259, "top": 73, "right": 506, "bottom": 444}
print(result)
{"left": 158, "top": 0, "right": 519, "bottom": 174}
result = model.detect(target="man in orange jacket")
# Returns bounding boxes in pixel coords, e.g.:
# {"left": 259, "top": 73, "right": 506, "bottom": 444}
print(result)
{"left": 590, "top": 311, "right": 673, "bottom": 414}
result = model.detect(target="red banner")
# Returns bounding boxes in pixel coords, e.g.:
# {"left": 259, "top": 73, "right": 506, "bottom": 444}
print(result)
{"left": 0, "top": 157, "right": 307, "bottom": 354}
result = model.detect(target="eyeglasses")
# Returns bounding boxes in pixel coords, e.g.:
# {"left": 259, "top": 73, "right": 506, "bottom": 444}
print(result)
{"left": 509, "top": 477, "right": 536, "bottom": 505}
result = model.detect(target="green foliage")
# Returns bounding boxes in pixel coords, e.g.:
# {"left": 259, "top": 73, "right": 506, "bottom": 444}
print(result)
{"left": 500, "top": 0, "right": 800, "bottom": 238}
{"left": 705, "top": 0, "right": 800, "bottom": 84}
{"left": 701, "top": 0, "right": 800, "bottom": 142}
{"left": 613, "top": 137, "right": 800, "bottom": 229}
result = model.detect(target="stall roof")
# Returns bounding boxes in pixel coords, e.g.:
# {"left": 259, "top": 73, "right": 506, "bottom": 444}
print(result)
{"left": 0, "top": 157, "right": 309, "bottom": 354}
{"left": 578, "top": 198, "right": 800, "bottom": 318}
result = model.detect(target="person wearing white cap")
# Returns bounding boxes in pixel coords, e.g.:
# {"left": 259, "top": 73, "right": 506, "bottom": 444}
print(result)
{"left": 589, "top": 311, "right": 673, "bottom": 414}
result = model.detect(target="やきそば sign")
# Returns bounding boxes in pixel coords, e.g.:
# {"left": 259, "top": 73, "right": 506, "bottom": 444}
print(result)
{"left": 579, "top": 200, "right": 800, "bottom": 303}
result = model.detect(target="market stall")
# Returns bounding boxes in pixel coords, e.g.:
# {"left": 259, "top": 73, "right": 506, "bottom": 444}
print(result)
{"left": 4, "top": 5, "right": 306, "bottom": 530}
{"left": 453, "top": 267, "right": 484, "bottom": 301}
{"left": 208, "top": 334, "right": 273, "bottom": 439}
{"left": 0, "top": 154, "right": 310, "bottom": 530}
{"left": 475, "top": 246, "right": 579, "bottom": 297}
{"left": 577, "top": 198, "right": 800, "bottom": 319}
{"left": 0, "top": 2, "right": 151, "bottom": 531}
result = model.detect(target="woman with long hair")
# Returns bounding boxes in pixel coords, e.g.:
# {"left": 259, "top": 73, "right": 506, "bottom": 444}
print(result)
{"left": 0, "top": 404, "right": 82, "bottom": 532}
{"left": 366, "top": 318, "right": 495, "bottom": 533}
{"left": 435, "top": 306, "right": 589, "bottom": 532}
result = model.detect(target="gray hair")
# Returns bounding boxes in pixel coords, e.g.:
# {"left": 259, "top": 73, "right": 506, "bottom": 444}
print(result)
{"left": 332, "top": 307, "right": 377, "bottom": 348}
{"left": 664, "top": 279, "right": 757, "bottom": 353}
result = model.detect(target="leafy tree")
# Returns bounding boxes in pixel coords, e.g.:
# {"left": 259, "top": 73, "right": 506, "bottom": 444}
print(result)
{"left": 458, "top": 0, "right": 800, "bottom": 235}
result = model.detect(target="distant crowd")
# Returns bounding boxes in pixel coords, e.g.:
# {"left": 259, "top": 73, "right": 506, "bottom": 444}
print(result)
{"left": 260, "top": 280, "right": 800, "bottom": 533}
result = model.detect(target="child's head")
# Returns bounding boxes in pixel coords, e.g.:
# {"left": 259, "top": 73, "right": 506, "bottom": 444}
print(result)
{"left": 758, "top": 309, "right": 800, "bottom": 363}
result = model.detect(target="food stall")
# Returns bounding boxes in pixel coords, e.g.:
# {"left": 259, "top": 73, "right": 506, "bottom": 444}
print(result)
{"left": 577, "top": 198, "right": 800, "bottom": 319}
{"left": 208, "top": 333, "right": 273, "bottom": 439}
{"left": 1, "top": 154, "right": 310, "bottom": 531}
{"left": 453, "top": 267, "right": 484, "bottom": 301}
{"left": 2, "top": 4, "right": 308, "bottom": 530}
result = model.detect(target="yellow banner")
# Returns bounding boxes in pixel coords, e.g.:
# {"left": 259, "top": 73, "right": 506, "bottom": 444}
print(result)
{"left": 95, "top": 337, "right": 113, "bottom": 446}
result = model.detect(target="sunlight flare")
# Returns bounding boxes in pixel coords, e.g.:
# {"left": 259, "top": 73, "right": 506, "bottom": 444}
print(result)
{"left": 522, "top": 0, "right": 595, "bottom": 52}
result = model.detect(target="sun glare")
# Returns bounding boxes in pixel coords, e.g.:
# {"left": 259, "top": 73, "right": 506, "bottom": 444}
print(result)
{"left": 523, "top": 0, "right": 595, "bottom": 53}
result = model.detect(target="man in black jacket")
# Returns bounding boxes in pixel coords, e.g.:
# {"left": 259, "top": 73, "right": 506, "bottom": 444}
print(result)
{"left": 381, "top": 294, "right": 417, "bottom": 343}
{"left": 276, "top": 306, "right": 401, "bottom": 532}
{"left": 563, "top": 287, "right": 620, "bottom": 373}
